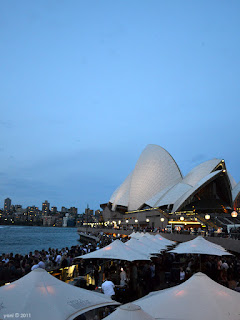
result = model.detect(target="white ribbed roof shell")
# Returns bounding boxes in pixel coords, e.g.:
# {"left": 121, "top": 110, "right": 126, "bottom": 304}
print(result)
{"left": 110, "top": 172, "right": 133, "bottom": 210}
{"left": 154, "top": 182, "right": 192, "bottom": 207}
{"left": 182, "top": 159, "right": 221, "bottom": 187}
{"left": 172, "top": 170, "right": 222, "bottom": 212}
{"left": 145, "top": 183, "right": 176, "bottom": 207}
{"left": 128, "top": 145, "right": 182, "bottom": 211}
{"left": 108, "top": 145, "right": 236, "bottom": 213}
{"left": 228, "top": 172, "right": 237, "bottom": 189}
{"left": 110, "top": 144, "right": 182, "bottom": 211}
{"left": 232, "top": 181, "right": 240, "bottom": 203}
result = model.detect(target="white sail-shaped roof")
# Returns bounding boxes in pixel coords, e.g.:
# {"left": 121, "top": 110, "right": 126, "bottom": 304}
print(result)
{"left": 172, "top": 170, "right": 222, "bottom": 212}
{"left": 107, "top": 145, "right": 236, "bottom": 213}
{"left": 232, "top": 181, "right": 240, "bottom": 203}
{"left": 146, "top": 183, "right": 178, "bottom": 207}
{"left": 109, "top": 144, "right": 182, "bottom": 211}
{"left": 154, "top": 182, "right": 192, "bottom": 207}
{"left": 228, "top": 172, "right": 237, "bottom": 189}
{"left": 128, "top": 145, "right": 182, "bottom": 211}
{"left": 182, "top": 159, "right": 221, "bottom": 187}
{"left": 110, "top": 172, "right": 133, "bottom": 210}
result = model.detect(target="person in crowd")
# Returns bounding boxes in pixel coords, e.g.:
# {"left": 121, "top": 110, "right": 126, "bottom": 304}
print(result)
{"left": 55, "top": 251, "right": 62, "bottom": 266}
{"left": 31, "top": 259, "right": 39, "bottom": 271}
{"left": 60, "top": 253, "right": 68, "bottom": 268}
{"left": 38, "top": 257, "right": 46, "bottom": 269}
{"left": 180, "top": 267, "right": 185, "bottom": 282}
{"left": 94, "top": 265, "right": 100, "bottom": 286}
{"left": 101, "top": 273, "right": 115, "bottom": 298}
{"left": 120, "top": 266, "right": 127, "bottom": 286}
{"left": 2, "top": 253, "right": 9, "bottom": 264}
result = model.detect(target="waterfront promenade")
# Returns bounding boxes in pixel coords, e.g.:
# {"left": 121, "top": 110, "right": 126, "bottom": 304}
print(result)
{"left": 77, "top": 226, "right": 240, "bottom": 253}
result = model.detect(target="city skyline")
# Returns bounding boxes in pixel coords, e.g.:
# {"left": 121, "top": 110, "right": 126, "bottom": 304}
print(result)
{"left": 1, "top": 1, "right": 240, "bottom": 213}
{"left": 1, "top": 197, "right": 89, "bottom": 214}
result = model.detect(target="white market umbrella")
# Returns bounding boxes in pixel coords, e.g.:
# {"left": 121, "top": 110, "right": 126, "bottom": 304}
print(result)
{"left": 145, "top": 234, "right": 175, "bottom": 249}
{"left": 128, "top": 231, "right": 137, "bottom": 238}
{"left": 137, "top": 236, "right": 166, "bottom": 254}
{"left": 76, "top": 239, "right": 150, "bottom": 261}
{"left": 169, "top": 236, "right": 232, "bottom": 256}
{"left": 154, "top": 234, "right": 176, "bottom": 246}
{"left": 0, "top": 269, "right": 119, "bottom": 320}
{"left": 125, "top": 238, "right": 156, "bottom": 257}
{"left": 129, "top": 232, "right": 145, "bottom": 239}
{"left": 135, "top": 272, "right": 240, "bottom": 320}
{"left": 130, "top": 232, "right": 175, "bottom": 249}
{"left": 104, "top": 303, "right": 155, "bottom": 320}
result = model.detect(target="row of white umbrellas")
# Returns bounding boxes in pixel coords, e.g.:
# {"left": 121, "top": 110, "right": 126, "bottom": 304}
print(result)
{"left": 0, "top": 234, "right": 234, "bottom": 320}
{"left": 76, "top": 233, "right": 176, "bottom": 261}
{"left": 76, "top": 233, "right": 231, "bottom": 261}
{"left": 76, "top": 233, "right": 236, "bottom": 319}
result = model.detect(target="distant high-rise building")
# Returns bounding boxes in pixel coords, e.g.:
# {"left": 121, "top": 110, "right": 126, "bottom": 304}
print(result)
{"left": 84, "top": 207, "right": 94, "bottom": 223}
{"left": 85, "top": 207, "right": 93, "bottom": 215}
{"left": 27, "top": 206, "right": 39, "bottom": 215}
{"left": 4, "top": 198, "right": 11, "bottom": 212}
{"left": 42, "top": 200, "right": 50, "bottom": 215}
{"left": 14, "top": 205, "right": 23, "bottom": 215}
{"left": 51, "top": 206, "right": 57, "bottom": 214}
{"left": 69, "top": 207, "right": 78, "bottom": 215}
{"left": 61, "top": 206, "right": 68, "bottom": 213}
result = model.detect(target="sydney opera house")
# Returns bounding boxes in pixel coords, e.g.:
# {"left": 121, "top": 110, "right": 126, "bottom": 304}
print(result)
{"left": 101, "top": 145, "right": 240, "bottom": 230}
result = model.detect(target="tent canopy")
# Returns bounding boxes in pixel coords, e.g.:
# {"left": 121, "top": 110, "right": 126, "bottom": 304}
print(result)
{"left": 125, "top": 238, "right": 157, "bottom": 257}
{"left": 129, "top": 232, "right": 145, "bottom": 239}
{"left": 0, "top": 269, "right": 119, "bottom": 320}
{"left": 135, "top": 272, "right": 240, "bottom": 320}
{"left": 76, "top": 239, "right": 150, "bottom": 261}
{"left": 169, "top": 236, "right": 232, "bottom": 256}
{"left": 104, "top": 303, "right": 155, "bottom": 320}
{"left": 154, "top": 234, "right": 176, "bottom": 246}
{"left": 136, "top": 236, "right": 166, "bottom": 253}
{"left": 130, "top": 232, "right": 175, "bottom": 247}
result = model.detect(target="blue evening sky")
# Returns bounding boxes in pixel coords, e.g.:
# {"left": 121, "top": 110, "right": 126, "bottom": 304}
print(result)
{"left": 1, "top": 1, "right": 240, "bottom": 213}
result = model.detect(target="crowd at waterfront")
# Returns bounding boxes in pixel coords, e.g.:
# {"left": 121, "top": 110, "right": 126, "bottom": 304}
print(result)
{"left": 1, "top": 232, "right": 240, "bottom": 308}
{"left": 0, "top": 232, "right": 114, "bottom": 285}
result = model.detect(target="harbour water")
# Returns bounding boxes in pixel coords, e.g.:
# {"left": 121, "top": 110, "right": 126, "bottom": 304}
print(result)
{"left": 0, "top": 225, "right": 80, "bottom": 255}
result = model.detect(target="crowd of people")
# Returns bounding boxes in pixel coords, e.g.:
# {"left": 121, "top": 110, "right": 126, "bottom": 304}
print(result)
{"left": 0, "top": 231, "right": 118, "bottom": 285}
{"left": 0, "top": 243, "right": 97, "bottom": 284}
{"left": 1, "top": 232, "right": 240, "bottom": 304}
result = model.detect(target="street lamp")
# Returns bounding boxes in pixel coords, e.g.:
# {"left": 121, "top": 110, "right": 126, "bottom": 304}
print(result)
{"left": 146, "top": 218, "right": 150, "bottom": 222}
{"left": 135, "top": 219, "right": 139, "bottom": 231}
{"left": 160, "top": 217, "right": 164, "bottom": 230}
{"left": 231, "top": 211, "right": 238, "bottom": 234}
{"left": 231, "top": 211, "right": 238, "bottom": 218}
{"left": 205, "top": 214, "right": 210, "bottom": 220}
{"left": 180, "top": 216, "right": 184, "bottom": 221}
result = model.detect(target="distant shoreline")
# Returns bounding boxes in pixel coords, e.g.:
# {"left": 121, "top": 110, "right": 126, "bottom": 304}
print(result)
{"left": 0, "top": 224, "right": 77, "bottom": 228}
